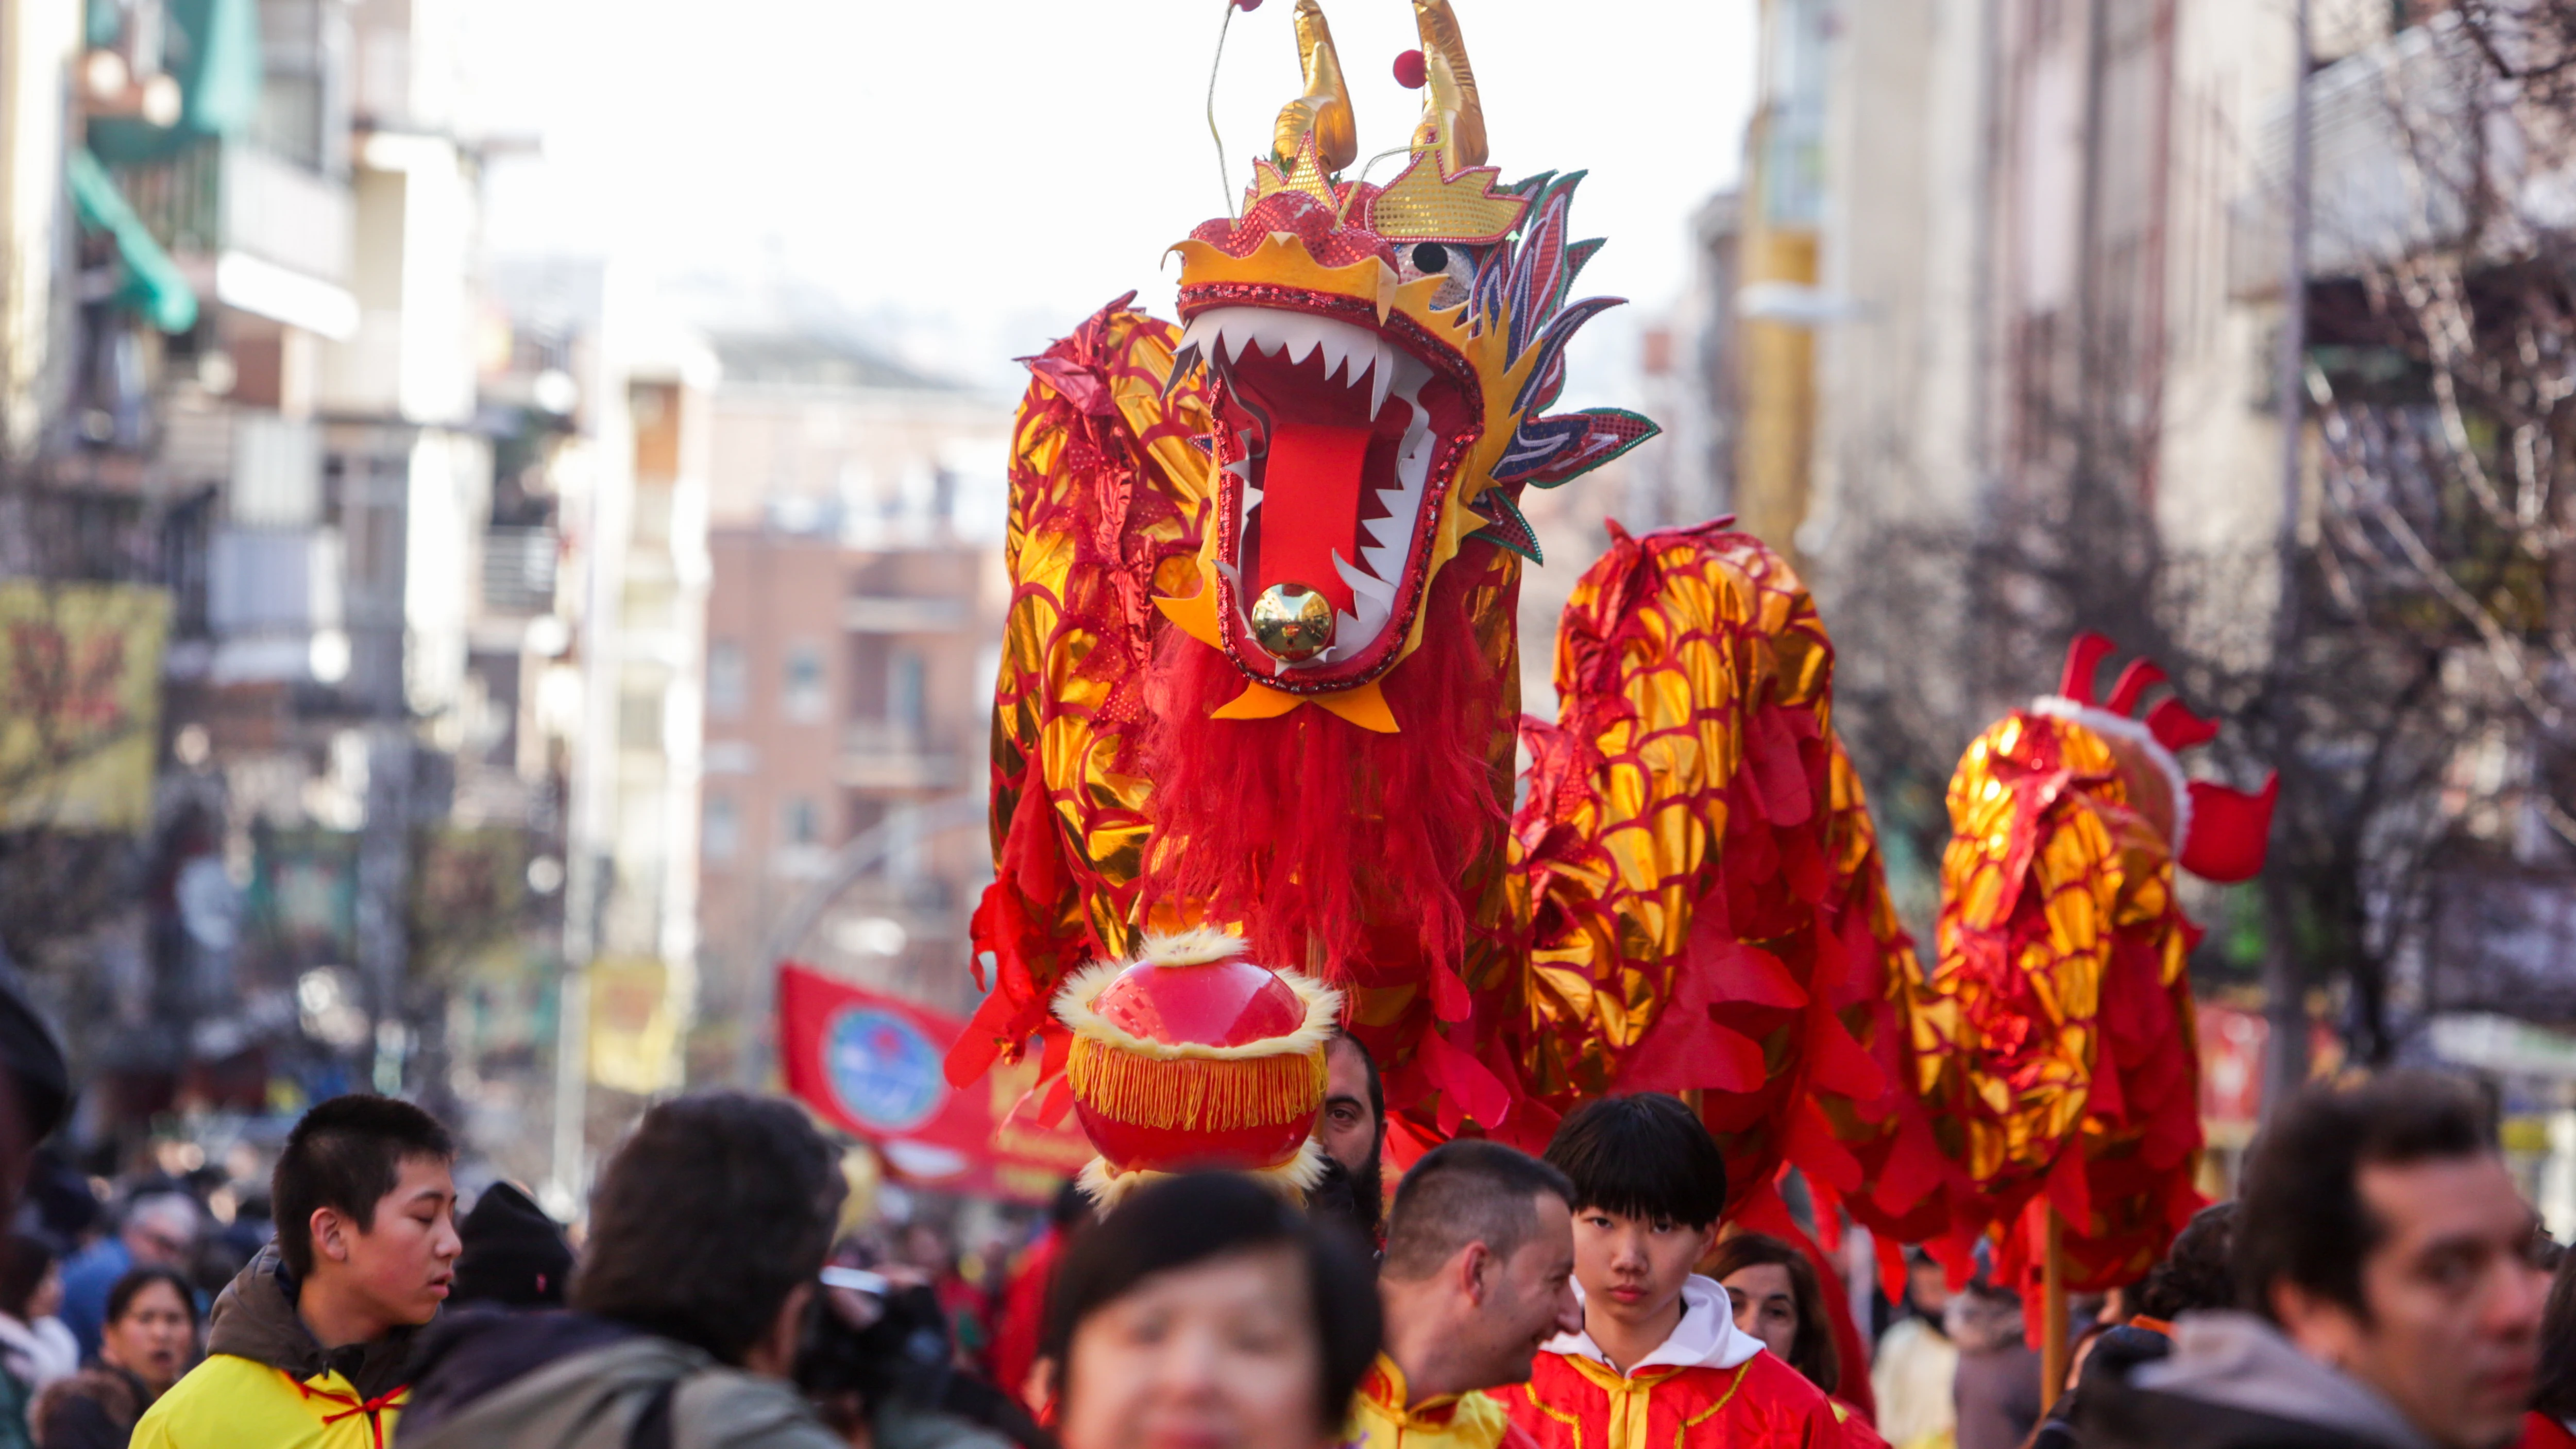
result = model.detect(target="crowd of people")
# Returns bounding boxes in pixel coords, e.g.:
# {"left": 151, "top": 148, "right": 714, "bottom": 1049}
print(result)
{"left": 0, "top": 1031, "right": 2555, "bottom": 1449}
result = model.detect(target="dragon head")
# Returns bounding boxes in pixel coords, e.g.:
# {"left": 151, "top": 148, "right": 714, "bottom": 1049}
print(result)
{"left": 2035, "top": 633, "right": 2280, "bottom": 883}
{"left": 1154, "top": 0, "right": 1656, "bottom": 731}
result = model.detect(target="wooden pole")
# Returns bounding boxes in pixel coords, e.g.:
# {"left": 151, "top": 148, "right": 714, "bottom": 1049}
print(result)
{"left": 2038, "top": 1207, "right": 2072, "bottom": 1413}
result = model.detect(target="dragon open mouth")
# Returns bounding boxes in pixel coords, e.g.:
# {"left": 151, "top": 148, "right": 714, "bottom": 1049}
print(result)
{"left": 1177, "top": 301, "right": 1473, "bottom": 685}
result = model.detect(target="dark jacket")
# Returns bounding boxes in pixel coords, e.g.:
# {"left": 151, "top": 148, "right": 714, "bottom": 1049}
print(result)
{"left": 2072, "top": 1312, "right": 2440, "bottom": 1449}
{"left": 31, "top": 1364, "right": 148, "bottom": 1449}
{"left": 398, "top": 1308, "right": 846, "bottom": 1449}
{"left": 1955, "top": 1335, "right": 2043, "bottom": 1449}
{"left": 2033, "top": 1323, "right": 2171, "bottom": 1449}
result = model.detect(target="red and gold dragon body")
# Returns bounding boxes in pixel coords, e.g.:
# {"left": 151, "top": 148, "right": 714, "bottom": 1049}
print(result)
{"left": 1887, "top": 637, "right": 2276, "bottom": 1292}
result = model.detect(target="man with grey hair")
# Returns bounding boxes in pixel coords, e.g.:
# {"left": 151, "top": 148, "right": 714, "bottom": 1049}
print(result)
{"left": 62, "top": 1191, "right": 200, "bottom": 1359}
{"left": 1350, "top": 1140, "right": 1582, "bottom": 1449}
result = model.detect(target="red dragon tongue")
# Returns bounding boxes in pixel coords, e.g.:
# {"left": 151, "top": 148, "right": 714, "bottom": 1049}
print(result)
{"left": 1255, "top": 419, "right": 1370, "bottom": 616}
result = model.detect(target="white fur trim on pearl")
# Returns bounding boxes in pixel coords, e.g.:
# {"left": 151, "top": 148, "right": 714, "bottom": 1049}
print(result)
{"left": 1052, "top": 931, "right": 1343, "bottom": 1063}
{"left": 1075, "top": 1135, "right": 1330, "bottom": 1208}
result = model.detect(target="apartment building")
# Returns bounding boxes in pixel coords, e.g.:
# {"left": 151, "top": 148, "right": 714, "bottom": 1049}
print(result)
{"left": 690, "top": 312, "right": 1010, "bottom": 1082}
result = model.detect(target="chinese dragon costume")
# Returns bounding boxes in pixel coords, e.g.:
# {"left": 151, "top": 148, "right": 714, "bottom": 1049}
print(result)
{"left": 940, "top": 0, "right": 2283, "bottom": 1311}
{"left": 946, "top": 0, "right": 1923, "bottom": 1223}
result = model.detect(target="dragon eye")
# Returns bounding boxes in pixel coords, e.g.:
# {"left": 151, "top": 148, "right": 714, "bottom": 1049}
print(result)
{"left": 1410, "top": 243, "right": 1450, "bottom": 275}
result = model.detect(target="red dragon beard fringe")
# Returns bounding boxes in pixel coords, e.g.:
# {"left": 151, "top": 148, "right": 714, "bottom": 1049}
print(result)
{"left": 1139, "top": 560, "right": 1511, "bottom": 988}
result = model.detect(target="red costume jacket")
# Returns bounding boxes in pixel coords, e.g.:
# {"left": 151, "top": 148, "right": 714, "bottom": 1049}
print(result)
{"left": 991, "top": 1226, "right": 1067, "bottom": 1406}
{"left": 1504, "top": 1278, "right": 1852, "bottom": 1449}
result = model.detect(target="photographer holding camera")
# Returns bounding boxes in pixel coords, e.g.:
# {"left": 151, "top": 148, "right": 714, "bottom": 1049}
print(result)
{"left": 400, "top": 1092, "right": 855, "bottom": 1449}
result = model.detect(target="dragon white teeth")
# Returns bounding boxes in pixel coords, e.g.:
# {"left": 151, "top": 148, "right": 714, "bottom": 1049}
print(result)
{"left": 1318, "top": 329, "right": 1350, "bottom": 381}
{"left": 1183, "top": 306, "right": 1395, "bottom": 384}
{"left": 1361, "top": 513, "right": 1408, "bottom": 553}
{"left": 1333, "top": 551, "right": 1395, "bottom": 609}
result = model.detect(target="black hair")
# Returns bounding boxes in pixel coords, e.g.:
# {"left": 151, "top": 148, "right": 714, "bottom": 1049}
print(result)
{"left": 272, "top": 1095, "right": 455, "bottom": 1277}
{"left": 1043, "top": 1172, "right": 1379, "bottom": 1428}
{"left": 2134, "top": 1201, "right": 2239, "bottom": 1321}
{"left": 573, "top": 1092, "right": 846, "bottom": 1366}
{"left": 105, "top": 1264, "right": 195, "bottom": 1328}
{"left": 0, "top": 1234, "right": 50, "bottom": 1321}
{"left": 453, "top": 1180, "right": 575, "bottom": 1308}
{"left": 2538, "top": 1234, "right": 2576, "bottom": 1419}
{"left": 1381, "top": 1139, "right": 1573, "bottom": 1282}
{"left": 2235, "top": 1070, "right": 2494, "bottom": 1324}
{"left": 1543, "top": 1094, "right": 1728, "bottom": 1230}
{"left": 1330, "top": 1032, "right": 1384, "bottom": 1132}
{"left": 1705, "top": 1232, "right": 1839, "bottom": 1394}
{"left": 1048, "top": 1179, "right": 1092, "bottom": 1233}
{"left": 1326, "top": 1033, "right": 1385, "bottom": 1236}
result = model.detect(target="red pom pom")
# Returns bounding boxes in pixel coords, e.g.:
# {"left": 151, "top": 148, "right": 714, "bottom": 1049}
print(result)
{"left": 1233, "top": 0, "right": 1262, "bottom": 9}
{"left": 1393, "top": 48, "right": 1427, "bottom": 88}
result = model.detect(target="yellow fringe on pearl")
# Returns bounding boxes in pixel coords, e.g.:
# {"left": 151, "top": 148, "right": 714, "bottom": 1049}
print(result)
{"left": 1067, "top": 1035, "right": 1326, "bottom": 1131}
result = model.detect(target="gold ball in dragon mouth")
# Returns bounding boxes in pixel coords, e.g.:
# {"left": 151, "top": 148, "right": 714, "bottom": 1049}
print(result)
{"left": 1249, "top": 583, "right": 1335, "bottom": 661}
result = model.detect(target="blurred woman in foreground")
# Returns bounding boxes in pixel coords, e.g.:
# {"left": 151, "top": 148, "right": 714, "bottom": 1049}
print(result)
{"left": 1044, "top": 1173, "right": 1380, "bottom": 1449}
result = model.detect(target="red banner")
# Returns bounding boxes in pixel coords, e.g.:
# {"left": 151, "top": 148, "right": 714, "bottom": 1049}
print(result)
{"left": 777, "top": 963, "right": 1093, "bottom": 1203}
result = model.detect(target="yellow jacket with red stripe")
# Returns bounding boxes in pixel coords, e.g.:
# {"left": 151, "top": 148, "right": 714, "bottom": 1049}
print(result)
{"left": 1348, "top": 1355, "right": 1543, "bottom": 1449}
{"left": 129, "top": 1355, "right": 404, "bottom": 1449}
{"left": 129, "top": 1245, "right": 413, "bottom": 1449}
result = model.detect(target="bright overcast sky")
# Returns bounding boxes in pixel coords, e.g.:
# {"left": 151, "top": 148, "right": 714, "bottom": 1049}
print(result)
{"left": 463, "top": 0, "right": 1757, "bottom": 396}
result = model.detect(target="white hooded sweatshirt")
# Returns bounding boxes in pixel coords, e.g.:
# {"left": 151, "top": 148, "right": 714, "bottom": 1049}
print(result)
{"left": 1543, "top": 1274, "right": 1767, "bottom": 1375}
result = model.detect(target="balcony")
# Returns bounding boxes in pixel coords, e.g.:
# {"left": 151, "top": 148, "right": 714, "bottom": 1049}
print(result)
{"left": 841, "top": 595, "right": 968, "bottom": 634}
{"left": 482, "top": 527, "right": 558, "bottom": 616}
{"left": 176, "top": 525, "right": 348, "bottom": 686}
{"left": 838, "top": 720, "right": 957, "bottom": 792}
{"left": 109, "top": 140, "right": 356, "bottom": 332}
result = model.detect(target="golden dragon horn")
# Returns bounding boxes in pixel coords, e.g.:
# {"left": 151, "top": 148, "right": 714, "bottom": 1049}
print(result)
{"left": 1272, "top": 0, "right": 1358, "bottom": 176}
{"left": 1409, "top": 0, "right": 1487, "bottom": 172}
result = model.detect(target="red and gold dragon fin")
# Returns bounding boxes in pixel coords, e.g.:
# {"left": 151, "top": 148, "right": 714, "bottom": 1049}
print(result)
{"left": 1510, "top": 519, "right": 1920, "bottom": 1202}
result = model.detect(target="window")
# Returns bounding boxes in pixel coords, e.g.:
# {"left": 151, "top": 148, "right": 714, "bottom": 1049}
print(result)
{"left": 619, "top": 688, "right": 662, "bottom": 750}
{"left": 889, "top": 649, "right": 926, "bottom": 735}
{"left": 704, "top": 794, "right": 739, "bottom": 860}
{"left": 783, "top": 641, "right": 826, "bottom": 723}
{"left": 782, "top": 795, "right": 820, "bottom": 848}
{"left": 708, "top": 639, "right": 747, "bottom": 719}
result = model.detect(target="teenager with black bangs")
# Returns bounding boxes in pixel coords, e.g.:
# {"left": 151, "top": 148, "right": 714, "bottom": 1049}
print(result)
{"left": 1506, "top": 1094, "right": 1857, "bottom": 1449}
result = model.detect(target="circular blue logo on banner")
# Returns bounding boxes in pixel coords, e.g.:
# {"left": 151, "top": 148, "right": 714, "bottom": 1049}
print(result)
{"left": 823, "top": 1007, "right": 947, "bottom": 1132}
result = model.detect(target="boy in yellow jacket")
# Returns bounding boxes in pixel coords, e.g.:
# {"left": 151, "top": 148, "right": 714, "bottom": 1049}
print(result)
{"left": 133, "top": 1094, "right": 460, "bottom": 1448}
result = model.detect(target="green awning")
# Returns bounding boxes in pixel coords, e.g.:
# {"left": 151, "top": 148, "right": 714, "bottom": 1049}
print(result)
{"left": 65, "top": 149, "right": 198, "bottom": 334}
{"left": 85, "top": 0, "right": 261, "bottom": 163}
